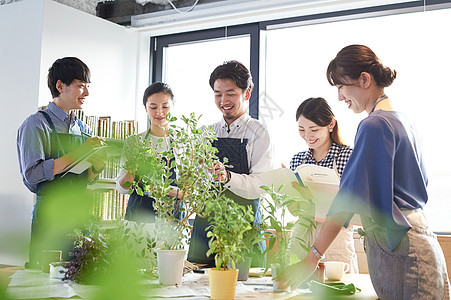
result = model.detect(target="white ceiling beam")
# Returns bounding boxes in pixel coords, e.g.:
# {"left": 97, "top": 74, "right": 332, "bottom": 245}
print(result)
{"left": 131, "top": 0, "right": 415, "bottom": 36}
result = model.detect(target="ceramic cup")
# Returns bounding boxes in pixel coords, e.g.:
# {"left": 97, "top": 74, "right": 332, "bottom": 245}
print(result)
{"left": 41, "top": 250, "right": 62, "bottom": 273}
{"left": 324, "top": 261, "right": 350, "bottom": 281}
{"left": 49, "top": 262, "right": 67, "bottom": 279}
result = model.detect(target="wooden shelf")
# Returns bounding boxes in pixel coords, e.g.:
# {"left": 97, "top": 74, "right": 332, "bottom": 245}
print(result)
{"left": 88, "top": 178, "right": 116, "bottom": 190}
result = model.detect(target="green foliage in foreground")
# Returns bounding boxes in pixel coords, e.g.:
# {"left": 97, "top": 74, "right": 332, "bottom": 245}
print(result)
{"left": 260, "top": 185, "right": 316, "bottom": 273}
{"left": 122, "top": 113, "right": 225, "bottom": 250}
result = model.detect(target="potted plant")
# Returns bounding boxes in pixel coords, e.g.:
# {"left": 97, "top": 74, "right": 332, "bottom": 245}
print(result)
{"left": 234, "top": 222, "right": 265, "bottom": 281}
{"left": 63, "top": 218, "right": 158, "bottom": 285}
{"left": 260, "top": 185, "right": 315, "bottom": 292}
{"left": 205, "top": 196, "right": 255, "bottom": 299}
{"left": 122, "top": 112, "right": 225, "bottom": 285}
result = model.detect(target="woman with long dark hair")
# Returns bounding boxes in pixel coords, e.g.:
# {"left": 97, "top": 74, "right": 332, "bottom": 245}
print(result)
{"left": 289, "top": 97, "right": 358, "bottom": 274}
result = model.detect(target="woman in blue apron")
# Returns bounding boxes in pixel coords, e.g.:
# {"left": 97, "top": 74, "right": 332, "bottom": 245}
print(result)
{"left": 116, "top": 82, "right": 184, "bottom": 224}
{"left": 123, "top": 130, "right": 184, "bottom": 223}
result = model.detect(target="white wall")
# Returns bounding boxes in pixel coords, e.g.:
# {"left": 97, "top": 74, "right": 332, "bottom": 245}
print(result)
{"left": 40, "top": 0, "right": 140, "bottom": 121}
{"left": 0, "top": 0, "right": 45, "bottom": 266}
{"left": 0, "top": 0, "right": 141, "bottom": 265}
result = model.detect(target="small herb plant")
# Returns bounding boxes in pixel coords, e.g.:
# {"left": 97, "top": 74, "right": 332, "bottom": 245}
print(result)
{"left": 122, "top": 113, "right": 225, "bottom": 250}
{"left": 63, "top": 219, "right": 158, "bottom": 284}
{"left": 237, "top": 221, "right": 266, "bottom": 263}
{"left": 205, "top": 196, "right": 255, "bottom": 270}
{"left": 260, "top": 185, "right": 315, "bottom": 273}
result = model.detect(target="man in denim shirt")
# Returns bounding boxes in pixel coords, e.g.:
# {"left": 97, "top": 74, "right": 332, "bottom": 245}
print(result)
{"left": 17, "top": 57, "right": 105, "bottom": 268}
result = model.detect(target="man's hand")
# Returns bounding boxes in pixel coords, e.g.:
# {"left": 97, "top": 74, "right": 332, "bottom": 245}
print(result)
{"left": 88, "top": 149, "right": 107, "bottom": 174}
{"left": 210, "top": 161, "right": 229, "bottom": 183}
{"left": 71, "top": 137, "right": 105, "bottom": 162}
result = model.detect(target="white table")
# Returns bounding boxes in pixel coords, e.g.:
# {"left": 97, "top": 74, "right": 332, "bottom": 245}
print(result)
{"left": 6, "top": 269, "right": 378, "bottom": 299}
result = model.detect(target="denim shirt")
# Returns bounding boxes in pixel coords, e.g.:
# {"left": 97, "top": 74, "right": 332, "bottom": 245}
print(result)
{"left": 16, "top": 102, "right": 91, "bottom": 193}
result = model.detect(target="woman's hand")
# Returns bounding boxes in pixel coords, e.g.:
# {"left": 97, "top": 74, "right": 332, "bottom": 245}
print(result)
{"left": 274, "top": 250, "right": 319, "bottom": 291}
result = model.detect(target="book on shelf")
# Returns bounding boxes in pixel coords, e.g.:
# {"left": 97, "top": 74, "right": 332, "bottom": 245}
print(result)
{"left": 259, "top": 165, "right": 361, "bottom": 225}
{"left": 72, "top": 109, "right": 138, "bottom": 140}
{"left": 91, "top": 189, "right": 129, "bottom": 221}
{"left": 71, "top": 109, "right": 138, "bottom": 221}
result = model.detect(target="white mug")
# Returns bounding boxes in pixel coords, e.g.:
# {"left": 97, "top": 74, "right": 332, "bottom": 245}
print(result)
{"left": 324, "top": 261, "right": 350, "bottom": 281}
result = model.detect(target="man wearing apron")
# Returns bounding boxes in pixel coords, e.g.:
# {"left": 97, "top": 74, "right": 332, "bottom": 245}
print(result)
{"left": 187, "top": 61, "right": 273, "bottom": 267}
{"left": 17, "top": 57, "right": 106, "bottom": 268}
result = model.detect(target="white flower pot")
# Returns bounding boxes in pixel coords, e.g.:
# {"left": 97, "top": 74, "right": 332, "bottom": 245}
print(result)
{"left": 156, "top": 249, "right": 186, "bottom": 285}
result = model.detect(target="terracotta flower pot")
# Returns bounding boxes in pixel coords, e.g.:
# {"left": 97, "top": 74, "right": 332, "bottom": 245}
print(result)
{"left": 208, "top": 268, "right": 239, "bottom": 299}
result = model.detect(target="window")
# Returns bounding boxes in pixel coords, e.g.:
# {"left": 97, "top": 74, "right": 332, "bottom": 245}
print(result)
{"left": 151, "top": 4, "right": 451, "bottom": 232}
{"left": 263, "top": 8, "right": 451, "bottom": 232}
{"left": 151, "top": 24, "right": 260, "bottom": 127}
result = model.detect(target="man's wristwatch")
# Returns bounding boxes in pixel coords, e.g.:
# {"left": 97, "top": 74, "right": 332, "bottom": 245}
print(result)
{"left": 225, "top": 170, "right": 231, "bottom": 183}
{"left": 311, "top": 244, "right": 325, "bottom": 261}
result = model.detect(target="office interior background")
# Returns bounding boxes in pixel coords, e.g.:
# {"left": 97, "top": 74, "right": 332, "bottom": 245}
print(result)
{"left": 1, "top": 0, "right": 450, "bottom": 266}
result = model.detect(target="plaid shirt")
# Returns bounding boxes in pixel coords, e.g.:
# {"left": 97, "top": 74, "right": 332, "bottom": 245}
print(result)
{"left": 289, "top": 142, "right": 352, "bottom": 176}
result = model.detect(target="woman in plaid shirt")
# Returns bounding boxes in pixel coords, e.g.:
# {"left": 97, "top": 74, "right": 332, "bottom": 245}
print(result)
{"left": 288, "top": 97, "right": 358, "bottom": 273}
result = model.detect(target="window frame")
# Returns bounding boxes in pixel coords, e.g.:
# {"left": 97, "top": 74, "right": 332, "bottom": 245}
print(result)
{"left": 150, "top": 23, "right": 262, "bottom": 119}
{"left": 148, "top": 0, "right": 451, "bottom": 234}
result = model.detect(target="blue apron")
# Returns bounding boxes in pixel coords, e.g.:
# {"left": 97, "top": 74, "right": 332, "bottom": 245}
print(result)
{"left": 187, "top": 137, "right": 265, "bottom": 267}
{"left": 29, "top": 111, "right": 90, "bottom": 267}
{"left": 125, "top": 130, "right": 184, "bottom": 223}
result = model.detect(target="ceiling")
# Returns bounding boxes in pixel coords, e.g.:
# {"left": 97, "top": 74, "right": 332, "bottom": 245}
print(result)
{"left": 0, "top": 0, "right": 229, "bottom": 26}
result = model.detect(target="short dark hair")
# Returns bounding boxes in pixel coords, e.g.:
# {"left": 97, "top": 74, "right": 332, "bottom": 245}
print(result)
{"left": 327, "top": 44, "right": 396, "bottom": 88}
{"left": 47, "top": 57, "right": 91, "bottom": 98}
{"left": 142, "top": 82, "right": 174, "bottom": 107}
{"left": 296, "top": 97, "right": 346, "bottom": 146}
{"left": 209, "top": 60, "right": 254, "bottom": 92}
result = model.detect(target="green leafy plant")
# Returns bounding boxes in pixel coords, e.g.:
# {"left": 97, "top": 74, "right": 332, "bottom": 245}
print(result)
{"left": 63, "top": 218, "right": 158, "bottom": 284}
{"left": 122, "top": 113, "right": 225, "bottom": 250}
{"left": 260, "top": 185, "right": 316, "bottom": 273}
{"left": 236, "top": 221, "right": 266, "bottom": 264}
{"left": 121, "top": 221, "right": 158, "bottom": 271}
{"left": 205, "top": 196, "right": 255, "bottom": 270}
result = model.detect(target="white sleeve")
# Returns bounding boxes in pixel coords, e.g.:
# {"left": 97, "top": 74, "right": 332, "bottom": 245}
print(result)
{"left": 225, "top": 124, "right": 273, "bottom": 199}
{"left": 115, "top": 168, "right": 130, "bottom": 195}
{"left": 115, "top": 135, "right": 136, "bottom": 195}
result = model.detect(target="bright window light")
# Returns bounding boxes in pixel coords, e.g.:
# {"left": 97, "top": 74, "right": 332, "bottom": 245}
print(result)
{"left": 263, "top": 8, "right": 451, "bottom": 232}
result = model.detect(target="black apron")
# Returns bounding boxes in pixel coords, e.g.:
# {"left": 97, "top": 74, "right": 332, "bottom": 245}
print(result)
{"left": 187, "top": 137, "right": 265, "bottom": 267}
{"left": 125, "top": 131, "right": 184, "bottom": 223}
{"left": 29, "top": 111, "right": 90, "bottom": 267}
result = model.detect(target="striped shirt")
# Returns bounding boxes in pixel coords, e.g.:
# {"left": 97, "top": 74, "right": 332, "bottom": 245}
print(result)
{"left": 289, "top": 142, "right": 352, "bottom": 176}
